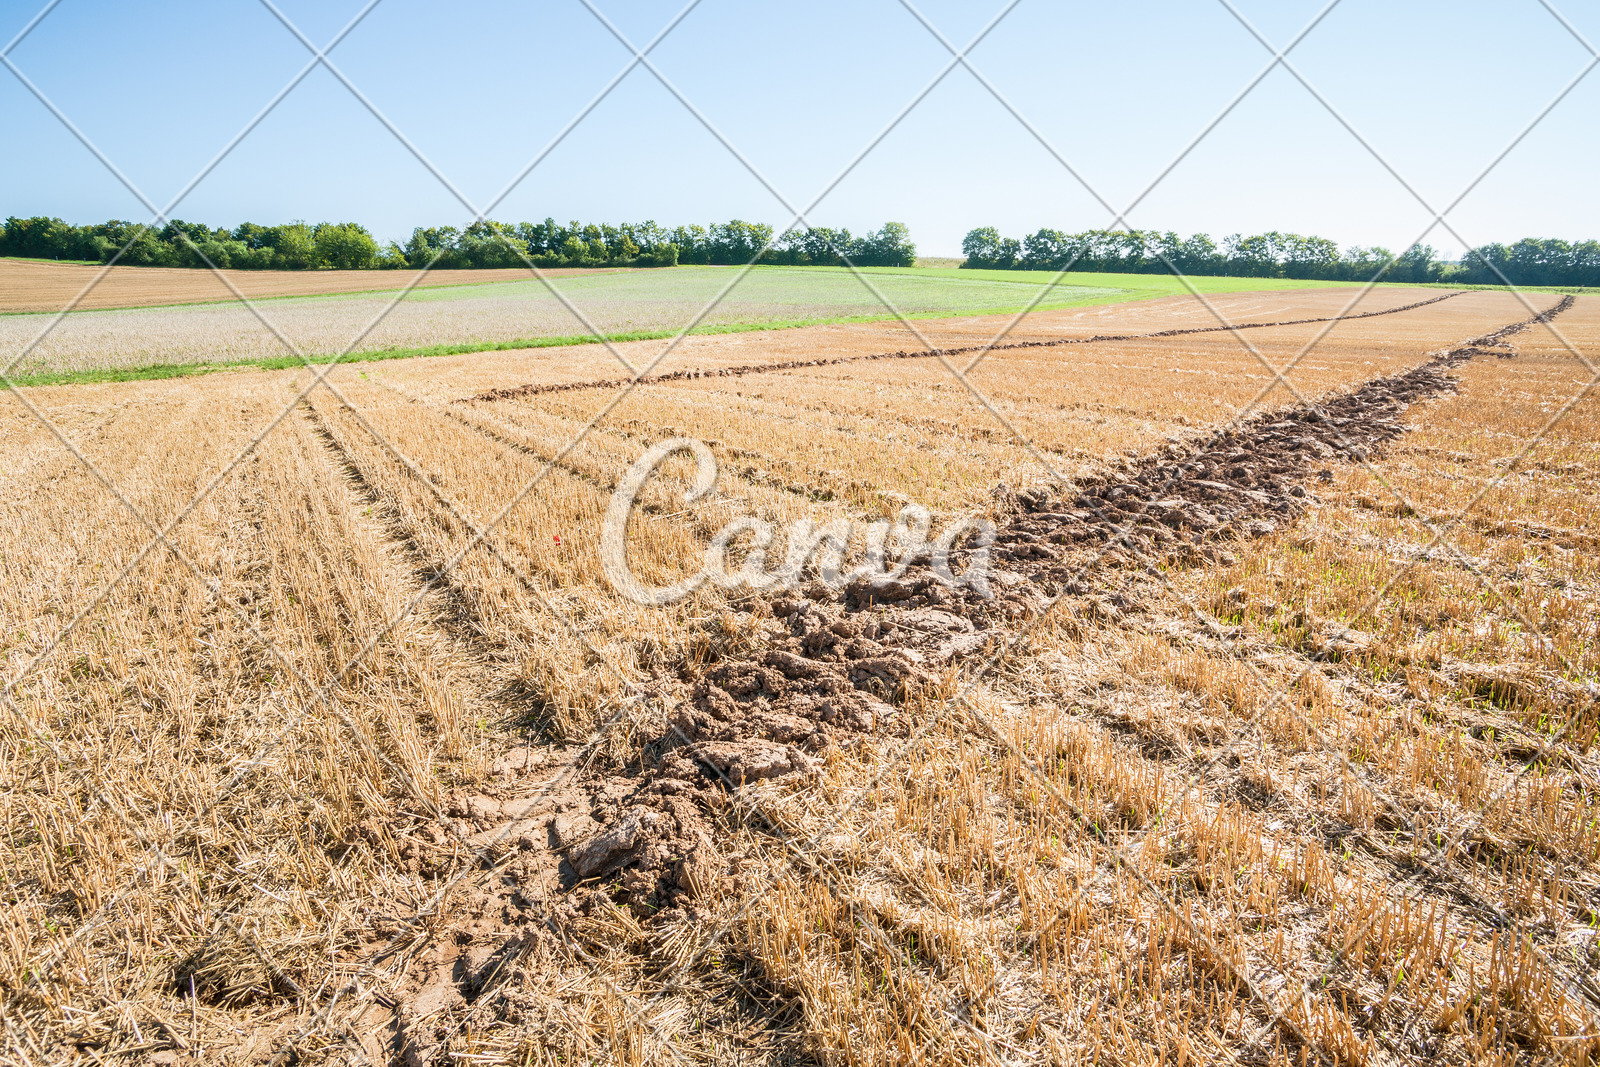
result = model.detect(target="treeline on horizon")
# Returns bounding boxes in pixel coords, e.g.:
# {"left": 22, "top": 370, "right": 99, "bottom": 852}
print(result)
{"left": 962, "top": 227, "right": 1600, "bottom": 288}
{"left": 0, "top": 215, "right": 916, "bottom": 271}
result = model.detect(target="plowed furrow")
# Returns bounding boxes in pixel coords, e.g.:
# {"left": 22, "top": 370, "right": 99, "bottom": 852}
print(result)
{"left": 300, "top": 400, "right": 508, "bottom": 671}
{"left": 543, "top": 294, "right": 1577, "bottom": 909}
{"left": 461, "top": 291, "right": 1465, "bottom": 404}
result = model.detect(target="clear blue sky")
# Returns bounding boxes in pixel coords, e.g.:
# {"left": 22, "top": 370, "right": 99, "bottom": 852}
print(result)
{"left": 3, "top": 0, "right": 1596, "bottom": 258}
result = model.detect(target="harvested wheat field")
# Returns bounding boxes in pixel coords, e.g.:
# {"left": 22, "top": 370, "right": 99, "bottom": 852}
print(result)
{"left": 2, "top": 286, "right": 1597, "bottom": 1066}
{"left": 0, "top": 258, "right": 617, "bottom": 314}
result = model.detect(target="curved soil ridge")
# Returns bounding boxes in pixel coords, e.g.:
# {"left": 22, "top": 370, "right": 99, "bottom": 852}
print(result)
{"left": 459, "top": 291, "right": 1464, "bottom": 405}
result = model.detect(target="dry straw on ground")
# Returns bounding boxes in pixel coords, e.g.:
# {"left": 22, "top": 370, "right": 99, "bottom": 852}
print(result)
{"left": 1, "top": 288, "right": 1595, "bottom": 1065}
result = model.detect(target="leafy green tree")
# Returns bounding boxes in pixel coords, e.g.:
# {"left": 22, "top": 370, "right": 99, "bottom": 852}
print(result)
{"left": 707, "top": 220, "right": 774, "bottom": 263}
{"left": 269, "top": 223, "right": 317, "bottom": 269}
{"left": 961, "top": 227, "right": 1003, "bottom": 268}
{"left": 452, "top": 221, "right": 527, "bottom": 268}
{"left": 376, "top": 242, "right": 409, "bottom": 269}
{"left": 853, "top": 222, "right": 916, "bottom": 267}
{"left": 1020, "top": 228, "right": 1069, "bottom": 269}
{"left": 1344, "top": 246, "right": 1395, "bottom": 281}
{"left": 1391, "top": 242, "right": 1439, "bottom": 284}
{"left": 117, "top": 227, "right": 172, "bottom": 266}
{"left": 779, "top": 226, "right": 848, "bottom": 266}
{"left": 1177, "top": 233, "right": 1219, "bottom": 274}
{"left": 1222, "top": 233, "right": 1276, "bottom": 276}
{"left": 1281, "top": 234, "right": 1339, "bottom": 278}
{"left": 641, "top": 242, "right": 679, "bottom": 267}
{"left": 558, "top": 235, "right": 590, "bottom": 266}
{"left": 672, "top": 224, "right": 710, "bottom": 264}
{"left": 313, "top": 222, "right": 379, "bottom": 269}
{"left": 403, "top": 226, "right": 460, "bottom": 269}
{"left": 1, "top": 216, "right": 79, "bottom": 259}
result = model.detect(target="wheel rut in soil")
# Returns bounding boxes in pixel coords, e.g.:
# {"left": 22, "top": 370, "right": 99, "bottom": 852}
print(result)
{"left": 375, "top": 374, "right": 878, "bottom": 510}
{"left": 458, "top": 291, "right": 1464, "bottom": 405}
{"left": 502, "top": 295, "right": 1574, "bottom": 912}
{"left": 301, "top": 401, "right": 506, "bottom": 661}
{"left": 378, "top": 297, "right": 1572, "bottom": 1051}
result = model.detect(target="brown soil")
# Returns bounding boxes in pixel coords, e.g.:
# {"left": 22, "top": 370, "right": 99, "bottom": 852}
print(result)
{"left": 0, "top": 258, "right": 621, "bottom": 313}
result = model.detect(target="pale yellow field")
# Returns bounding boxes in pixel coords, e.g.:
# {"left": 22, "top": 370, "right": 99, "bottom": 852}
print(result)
{"left": 0, "top": 288, "right": 1595, "bottom": 1065}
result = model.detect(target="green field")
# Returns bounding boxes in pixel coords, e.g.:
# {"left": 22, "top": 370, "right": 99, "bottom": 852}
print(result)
{"left": 6, "top": 265, "right": 1374, "bottom": 387}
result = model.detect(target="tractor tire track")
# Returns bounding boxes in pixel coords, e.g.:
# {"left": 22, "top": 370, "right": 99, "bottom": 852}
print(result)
{"left": 537, "top": 295, "right": 1574, "bottom": 918}
{"left": 459, "top": 291, "right": 1465, "bottom": 405}
{"left": 300, "top": 400, "right": 510, "bottom": 671}
{"left": 374, "top": 296, "right": 1578, "bottom": 1061}
{"left": 376, "top": 375, "right": 867, "bottom": 510}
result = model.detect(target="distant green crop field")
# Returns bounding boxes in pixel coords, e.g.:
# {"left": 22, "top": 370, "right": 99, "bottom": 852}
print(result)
{"left": 5, "top": 264, "right": 1368, "bottom": 386}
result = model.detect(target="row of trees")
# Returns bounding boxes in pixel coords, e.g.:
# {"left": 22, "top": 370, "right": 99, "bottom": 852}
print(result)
{"left": 0, "top": 215, "right": 917, "bottom": 271}
{"left": 400, "top": 218, "right": 915, "bottom": 269}
{"left": 0, "top": 216, "right": 395, "bottom": 271}
{"left": 961, "top": 227, "right": 1600, "bottom": 287}
{"left": 1453, "top": 238, "right": 1600, "bottom": 287}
